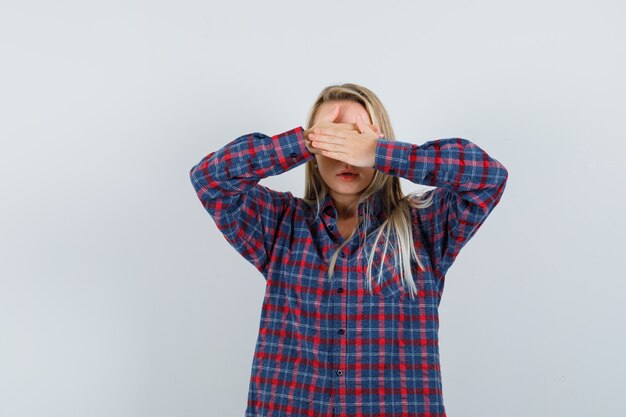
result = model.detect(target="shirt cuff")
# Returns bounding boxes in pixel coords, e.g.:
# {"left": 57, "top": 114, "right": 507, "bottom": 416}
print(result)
{"left": 271, "top": 126, "right": 315, "bottom": 170}
{"left": 373, "top": 138, "right": 416, "bottom": 177}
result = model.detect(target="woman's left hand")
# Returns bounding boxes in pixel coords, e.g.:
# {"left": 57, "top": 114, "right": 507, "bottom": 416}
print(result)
{"left": 308, "top": 114, "right": 384, "bottom": 168}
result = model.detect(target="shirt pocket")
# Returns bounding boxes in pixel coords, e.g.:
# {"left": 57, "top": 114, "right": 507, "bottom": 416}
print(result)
{"left": 364, "top": 244, "right": 408, "bottom": 298}
{"left": 371, "top": 272, "right": 407, "bottom": 298}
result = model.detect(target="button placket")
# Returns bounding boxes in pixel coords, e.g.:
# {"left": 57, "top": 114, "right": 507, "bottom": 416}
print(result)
{"left": 335, "top": 242, "right": 348, "bottom": 385}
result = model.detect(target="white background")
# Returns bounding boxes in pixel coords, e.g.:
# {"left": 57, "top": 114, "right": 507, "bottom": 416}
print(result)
{"left": 1, "top": 1, "right": 624, "bottom": 416}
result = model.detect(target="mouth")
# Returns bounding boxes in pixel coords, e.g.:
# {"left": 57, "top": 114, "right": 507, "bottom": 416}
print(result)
{"left": 336, "top": 172, "right": 359, "bottom": 181}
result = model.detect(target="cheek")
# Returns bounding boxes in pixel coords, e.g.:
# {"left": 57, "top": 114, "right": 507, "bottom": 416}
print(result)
{"left": 314, "top": 156, "right": 326, "bottom": 169}
{"left": 317, "top": 155, "right": 336, "bottom": 168}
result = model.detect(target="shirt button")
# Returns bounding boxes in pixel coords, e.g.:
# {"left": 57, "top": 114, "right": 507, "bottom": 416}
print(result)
{"left": 339, "top": 252, "right": 345, "bottom": 258}
{"left": 336, "top": 370, "right": 343, "bottom": 376}
{"left": 338, "top": 329, "right": 345, "bottom": 335}
{"left": 337, "top": 287, "right": 343, "bottom": 293}
{"left": 329, "top": 224, "right": 334, "bottom": 230}
{"left": 289, "top": 152, "right": 297, "bottom": 158}
{"left": 411, "top": 144, "right": 417, "bottom": 150}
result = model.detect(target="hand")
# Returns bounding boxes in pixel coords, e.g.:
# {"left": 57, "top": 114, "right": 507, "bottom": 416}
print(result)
{"left": 304, "top": 103, "right": 382, "bottom": 155}
{"left": 307, "top": 113, "right": 381, "bottom": 168}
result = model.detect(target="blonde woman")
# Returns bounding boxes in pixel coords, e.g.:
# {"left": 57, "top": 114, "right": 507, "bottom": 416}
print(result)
{"left": 189, "top": 83, "right": 508, "bottom": 417}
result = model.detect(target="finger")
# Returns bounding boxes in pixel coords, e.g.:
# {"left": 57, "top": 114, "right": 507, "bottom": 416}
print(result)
{"left": 306, "top": 139, "right": 326, "bottom": 155}
{"left": 311, "top": 140, "right": 336, "bottom": 152}
{"left": 354, "top": 116, "right": 363, "bottom": 133}
{"left": 330, "top": 103, "right": 341, "bottom": 122}
{"left": 315, "top": 103, "right": 338, "bottom": 123}
{"left": 331, "top": 122, "right": 360, "bottom": 131}
{"left": 311, "top": 128, "right": 347, "bottom": 140}
{"left": 320, "top": 148, "right": 347, "bottom": 158}
{"left": 356, "top": 114, "right": 373, "bottom": 133}
{"left": 318, "top": 103, "right": 340, "bottom": 123}
{"left": 310, "top": 132, "right": 343, "bottom": 144}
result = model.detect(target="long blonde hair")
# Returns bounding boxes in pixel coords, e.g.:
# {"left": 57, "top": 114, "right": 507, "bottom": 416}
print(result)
{"left": 303, "top": 83, "right": 434, "bottom": 299}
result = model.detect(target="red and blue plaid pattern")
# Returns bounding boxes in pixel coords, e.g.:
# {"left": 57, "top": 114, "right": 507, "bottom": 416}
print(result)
{"left": 190, "top": 126, "right": 508, "bottom": 417}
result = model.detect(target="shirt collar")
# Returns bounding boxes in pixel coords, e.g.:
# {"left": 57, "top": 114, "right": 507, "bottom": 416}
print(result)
{"left": 319, "top": 192, "right": 385, "bottom": 221}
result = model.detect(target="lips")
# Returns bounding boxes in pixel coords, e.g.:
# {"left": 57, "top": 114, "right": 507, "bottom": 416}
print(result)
{"left": 337, "top": 170, "right": 358, "bottom": 176}
{"left": 336, "top": 170, "right": 359, "bottom": 182}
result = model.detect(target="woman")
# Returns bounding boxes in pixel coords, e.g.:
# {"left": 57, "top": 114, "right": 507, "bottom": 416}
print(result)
{"left": 189, "top": 83, "right": 508, "bottom": 417}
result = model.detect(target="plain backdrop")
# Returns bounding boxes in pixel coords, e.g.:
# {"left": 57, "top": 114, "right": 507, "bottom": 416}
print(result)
{"left": 1, "top": 1, "right": 625, "bottom": 416}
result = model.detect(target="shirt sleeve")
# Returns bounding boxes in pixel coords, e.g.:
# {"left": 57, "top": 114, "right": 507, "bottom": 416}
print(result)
{"left": 189, "top": 126, "right": 314, "bottom": 278}
{"left": 373, "top": 137, "right": 509, "bottom": 279}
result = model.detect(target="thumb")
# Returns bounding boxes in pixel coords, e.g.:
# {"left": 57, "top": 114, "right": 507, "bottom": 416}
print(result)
{"left": 326, "top": 103, "right": 340, "bottom": 122}
{"left": 356, "top": 114, "right": 372, "bottom": 133}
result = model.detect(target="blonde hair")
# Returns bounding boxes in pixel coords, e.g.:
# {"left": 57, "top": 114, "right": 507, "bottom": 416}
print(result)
{"left": 303, "top": 83, "right": 434, "bottom": 299}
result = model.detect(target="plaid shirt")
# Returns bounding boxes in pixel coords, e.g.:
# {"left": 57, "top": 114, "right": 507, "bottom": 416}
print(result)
{"left": 190, "top": 126, "right": 508, "bottom": 417}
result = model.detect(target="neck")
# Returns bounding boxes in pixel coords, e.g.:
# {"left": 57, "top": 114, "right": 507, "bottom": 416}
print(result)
{"left": 331, "top": 193, "right": 359, "bottom": 220}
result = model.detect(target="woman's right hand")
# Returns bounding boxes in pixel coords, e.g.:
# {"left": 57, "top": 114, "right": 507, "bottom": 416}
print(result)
{"left": 304, "top": 103, "right": 382, "bottom": 155}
